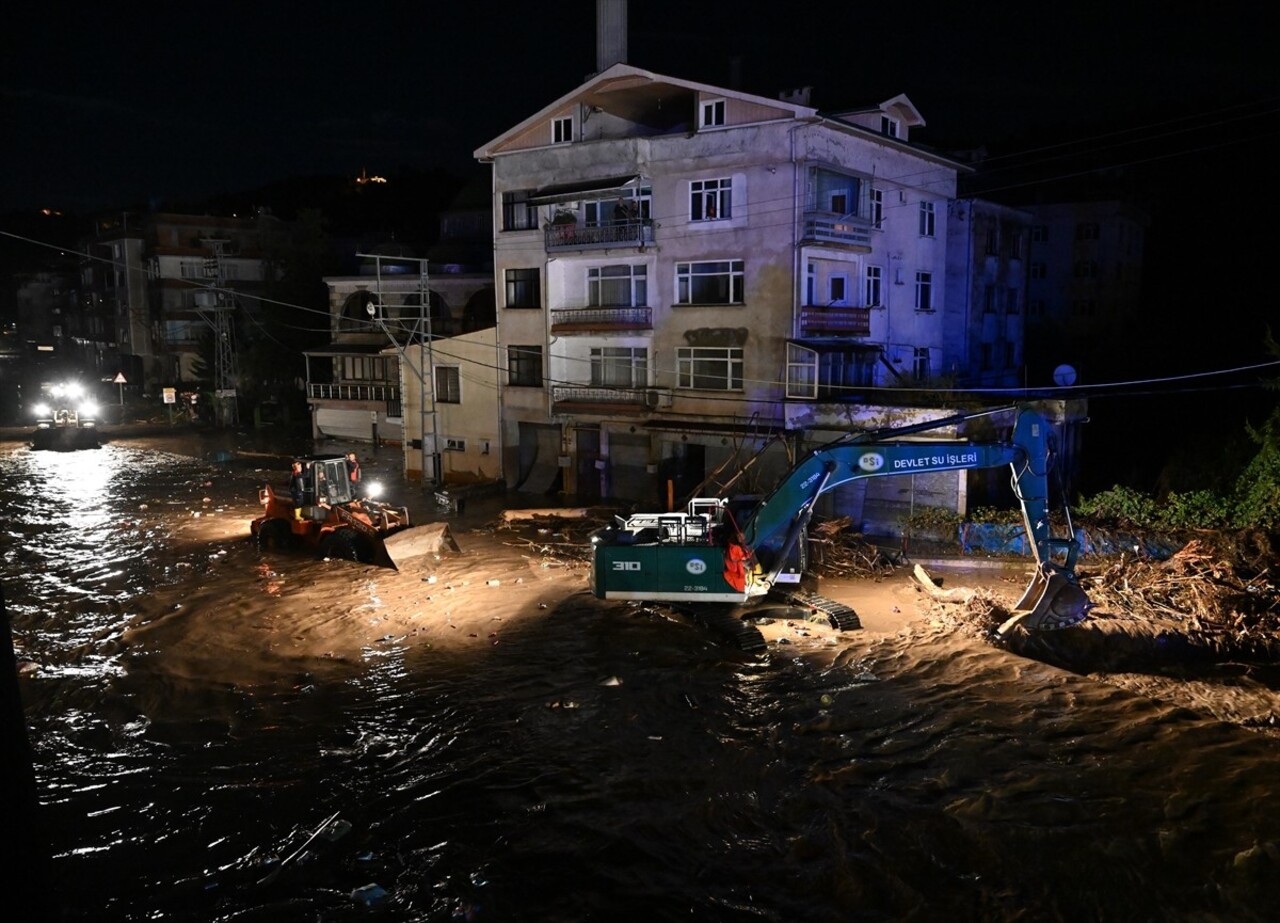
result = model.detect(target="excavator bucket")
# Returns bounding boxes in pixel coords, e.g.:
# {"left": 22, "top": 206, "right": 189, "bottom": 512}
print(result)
{"left": 997, "top": 568, "right": 1091, "bottom": 637}
{"left": 380, "top": 522, "right": 461, "bottom": 567}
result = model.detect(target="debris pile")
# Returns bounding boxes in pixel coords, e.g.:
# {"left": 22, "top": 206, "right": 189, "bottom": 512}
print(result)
{"left": 484, "top": 508, "right": 613, "bottom": 568}
{"left": 806, "top": 517, "right": 902, "bottom": 580}
{"left": 1083, "top": 537, "right": 1280, "bottom": 645}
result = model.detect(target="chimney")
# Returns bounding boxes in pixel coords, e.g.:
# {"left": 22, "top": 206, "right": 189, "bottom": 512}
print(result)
{"left": 597, "top": 0, "right": 627, "bottom": 72}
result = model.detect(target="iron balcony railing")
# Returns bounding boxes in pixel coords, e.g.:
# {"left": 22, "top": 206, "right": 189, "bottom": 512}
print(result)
{"left": 550, "top": 306, "right": 652, "bottom": 331}
{"left": 551, "top": 385, "right": 672, "bottom": 410}
{"left": 798, "top": 305, "right": 872, "bottom": 337}
{"left": 545, "top": 219, "right": 654, "bottom": 252}
{"left": 308, "top": 383, "right": 400, "bottom": 402}
{"left": 800, "top": 213, "right": 872, "bottom": 248}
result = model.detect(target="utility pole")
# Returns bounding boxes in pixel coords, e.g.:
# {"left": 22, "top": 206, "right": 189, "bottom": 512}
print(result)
{"left": 195, "top": 238, "right": 239, "bottom": 427}
{"left": 359, "top": 253, "right": 440, "bottom": 486}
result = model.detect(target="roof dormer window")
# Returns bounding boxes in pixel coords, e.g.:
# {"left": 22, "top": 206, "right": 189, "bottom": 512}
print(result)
{"left": 700, "top": 98, "right": 726, "bottom": 128}
{"left": 552, "top": 116, "right": 573, "bottom": 144}
{"left": 880, "top": 115, "right": 899, "bottom": 138}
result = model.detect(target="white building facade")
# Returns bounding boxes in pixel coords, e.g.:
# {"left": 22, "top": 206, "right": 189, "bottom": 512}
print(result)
{"left": 475, "top": 64, "right": 966, "bottom": 506}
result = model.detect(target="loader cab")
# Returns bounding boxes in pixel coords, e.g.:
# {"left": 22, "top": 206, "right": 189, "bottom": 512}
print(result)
{"left": 297, "top": 454, "right": 356, "bottom": 507}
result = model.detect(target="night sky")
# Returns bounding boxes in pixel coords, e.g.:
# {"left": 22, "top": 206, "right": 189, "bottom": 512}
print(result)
{"left": 4, "top": 1, "right": 1274, "bottom": 211}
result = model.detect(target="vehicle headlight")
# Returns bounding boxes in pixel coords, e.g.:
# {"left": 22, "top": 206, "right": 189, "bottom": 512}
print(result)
{"left": 33, "top": 403, "right": 51, "bottom": 417}
{"left": 365, "top": 481, "right": 384, "bottom": 499}
{"left": 80, "top": 401, "right": 98, "bottom": 417}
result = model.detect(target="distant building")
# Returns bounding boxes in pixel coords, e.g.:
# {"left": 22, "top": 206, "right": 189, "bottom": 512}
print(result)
{"left": 943, "top": 198, "right": 1032, "bottom": 388}
{"left": 1023, "top": 200, "right": 1148, "bottom": 383}
{"left": 78, "top": 211, "right": 284, "bottom": 390}
{"left": 311, "top": 199, "right": 497, "bottom": 484}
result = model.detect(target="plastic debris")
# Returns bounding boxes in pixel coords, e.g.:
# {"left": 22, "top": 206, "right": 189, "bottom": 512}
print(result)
{"left": 351, "top": 883, "right": 389, "bottom": 907}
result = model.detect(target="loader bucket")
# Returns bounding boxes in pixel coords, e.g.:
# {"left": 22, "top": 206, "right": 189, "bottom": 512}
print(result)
{"left": 996, "top": 568, "right": 1091, "bottom": 637}
{"left": 381, "top": 522, "right": 461, "bottom": 568}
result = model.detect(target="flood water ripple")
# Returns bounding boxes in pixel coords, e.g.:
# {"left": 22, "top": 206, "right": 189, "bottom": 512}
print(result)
{"left": 3, "top": 434, "right": 1280, "bottom": 922}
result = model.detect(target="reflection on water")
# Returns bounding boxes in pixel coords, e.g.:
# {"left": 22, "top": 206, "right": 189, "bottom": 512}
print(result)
{"left": 3, "top": 435, "right": 1280, "bottom": 922}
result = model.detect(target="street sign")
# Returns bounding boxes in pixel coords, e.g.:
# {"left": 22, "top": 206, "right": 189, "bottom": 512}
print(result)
{"left": 112, "top": 372, "right": 127, "bottom": 384}
{"left": 163, "top": 388, "right": 176, "bottom": 404}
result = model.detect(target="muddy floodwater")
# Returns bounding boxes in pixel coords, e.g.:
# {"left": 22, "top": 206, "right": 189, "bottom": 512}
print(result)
{"left": 4, "top": 431, "right": 1280, "bottom": 922}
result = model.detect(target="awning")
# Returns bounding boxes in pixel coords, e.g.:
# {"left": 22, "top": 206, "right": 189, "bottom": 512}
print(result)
{"left": 528, "top": 174, "right": 642, "bottom": 205}
{"left": 786, "top": 338, "right": 883, "bottom": 354}
{"left": 302, "top": 342, "right": 394, "bottom": 359}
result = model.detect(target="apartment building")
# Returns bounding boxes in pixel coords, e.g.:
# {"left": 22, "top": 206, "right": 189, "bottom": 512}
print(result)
{"left": 475, "top": 63, "right": 967, "bottom": 505}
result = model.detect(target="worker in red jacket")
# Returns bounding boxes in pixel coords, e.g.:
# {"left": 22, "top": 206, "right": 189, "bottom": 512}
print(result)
{"left": 722, "top": 531, "right": 752, "bottom": 593}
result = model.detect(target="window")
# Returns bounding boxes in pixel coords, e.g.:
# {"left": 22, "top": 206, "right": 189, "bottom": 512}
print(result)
{"left": 828, "top": 274, "right": 848, "bottom": 305}
{"left": 1073, "top": 260, "right": 1099, "bottom": 279}
{"left": 584, "top": 187, "right": 651, "bottom": 226}
{"left": 1030, "top": 261, "right": 1047, "bottom": 280}
{"left": 864, "top": 265, "right": 882, "bottom": 306}
{"left": 676, "top": 260, "right": 745, "bottom": 304}
{"left": 981, "top": 343, "right": 993, "bottom": 371}
{"left": 700, "top": 98, "right": 725, "bottom": 127}
{"left": 677, "top": 347, "right": 743, "bottom": 391}
{"left": 588, "top": 264, "right": 647, "bottom": 307}
{"left": 806, "top": 262, "right": 816, "bottom": 305}
{"left": 985, "top": 227, "right": 999, "bottom": 255}
{"left": 913, "top": 347, "right": 932, "bottom": 380}
{"left": 1030, "top": 298, "right": 1046, "bottom": 317}
{"left": 590, "top": 347, "right": 648, "bottom": 388}
{"left": 508, "top": 345, "right": 543, "bottom": 387}
{"left": 1076, "top": 222, "right": 1100, "bottom": 241}
{"left": 445, "top": 437, "right": 466, "bottom": 452}
{"left": 918, "top": 201, "right": 936, "bottom": 237}
{"left": 1005, "top": 288, "right": 1020, "bottom": 314}
{"left": 501, "top": 191, "right": 538, "bottom": 231}
{"left": 786, "top": 343, "right": 817, "bottom": 399}
{"left": 1031, "top": 225, "right": 1048, "bottom": 242}
{"left": 984, "top": 285, "right": 996, "bottom": 313}
{"left": 435, "top": 366, "right": 461, "bottom": 403}
{"left": 1010, "top": 233, "right": 1024, "bottom": 260}
{"left": 869, "top": 188, "right": 883, "bottom": 229}
{"left": 504, "top": 268, "right": 541, "bottom": 308}
{"left": 914, "top": 271, "right": 933, "bottom": 311}
{"left": 880, "top": 115, "right": 899, "bottom": 138}
{"left": 690, "top": 178, "right": 732, "bottom": 221}
{"left": 552, "top": 116, "right": 573, "bottom": 144}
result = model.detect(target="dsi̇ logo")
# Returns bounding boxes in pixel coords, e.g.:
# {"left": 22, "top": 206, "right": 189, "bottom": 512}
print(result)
{"left": 858, "top": 452, "right": 885, "bottom": 472}
{"left": 686, "top": 558, "right": 707, "bottom": 575}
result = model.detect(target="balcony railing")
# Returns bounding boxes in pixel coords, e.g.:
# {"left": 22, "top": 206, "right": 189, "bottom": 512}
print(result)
{"left": 550, "top": 306, "right": 652, "bottom": 333}
{"left": 545, "top": 219, "right": 654, "bottom": 252}
{"left": 800, "top": 213, "right": 872, "bottom": 248}
{"left": 551, "top": 386, "right": 672, "bottom": 413}
{"left": 798, "top": 305, "right": 872, "bottom": 337}
{"left": 308, "top": 383, "right": 400, "bottom": 402}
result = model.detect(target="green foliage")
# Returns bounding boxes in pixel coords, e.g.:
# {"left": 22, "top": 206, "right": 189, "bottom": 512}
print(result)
{"left": 1160, "top": 490, "right": 1233, "bottom": 530}
{"left": 1231, "top": 408, "right": 1280, "bottom": 530}
{"left": 968, "top": 505, "right": 1022, "bottom": 525}
{"left": 905, "top": 506, "right": 963, "bottom": 532}
{"left": 1074, "top": 486, "right": 1159, "bottom": 528}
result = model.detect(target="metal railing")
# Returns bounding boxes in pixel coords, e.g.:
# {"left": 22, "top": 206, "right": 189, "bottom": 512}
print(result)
{"left": 800, "top": 214, "right": 872, "bottom": 248}
{"left": 550, "top": 306, "right": 652, "bottom": 330}
{"left": 545, "top": 219, "right": 654, "bottom": 252}
{"left": 551, "top": 386, "right": 672, "bottom": 409}
{"left": 307, "top": 383, "right": 400, "bottom": 402}
{"left": 798, "top": 305, "right": 872, "bottom": 337}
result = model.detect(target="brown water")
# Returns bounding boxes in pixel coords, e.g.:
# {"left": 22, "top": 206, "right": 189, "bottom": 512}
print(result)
{"left": 4, "top": 432, "right": 1280, "bottom": 922}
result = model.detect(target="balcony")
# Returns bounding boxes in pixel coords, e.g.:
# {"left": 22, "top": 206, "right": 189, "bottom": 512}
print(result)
{"left": 798, "top": 305, "right": 872, "bottom": 337}
{"left": 550, "top": 306, "right": 652, "bottom": 334}
{"left": 801, "top": 213, "right": 872, "bottom": 249}
{"left": 545, "top": 219, "right": 654, "bottom": 253}
{"left": 551, "top": 386, "right": 672, "bottom": 415}
{"left": 308, "top": 382, "right": 399, "bottom": 402}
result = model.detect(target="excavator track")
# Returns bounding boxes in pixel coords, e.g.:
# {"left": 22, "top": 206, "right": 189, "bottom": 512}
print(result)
{"left": 767, "top": 589, "right": 863, "bottom": 631}
{"left": 669, "top": 604, "right": 768, "bottom": 654}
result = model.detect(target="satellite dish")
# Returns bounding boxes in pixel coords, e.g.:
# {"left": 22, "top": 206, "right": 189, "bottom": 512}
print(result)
{"left": 1053, "top": 364, "right": 1078, "bottom": 387}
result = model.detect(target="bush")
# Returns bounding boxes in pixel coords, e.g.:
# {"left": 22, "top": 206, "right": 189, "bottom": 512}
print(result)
{"left": 1160, "top": 490, "right": 1233, "bottom": 530}
{"left": 1074, "top": 486, "right": 1159, "bottom": 528}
